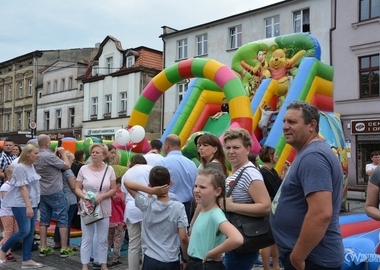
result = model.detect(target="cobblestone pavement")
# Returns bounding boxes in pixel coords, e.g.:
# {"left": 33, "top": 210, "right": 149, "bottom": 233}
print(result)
{"left": 5, "top": 198, "right": 365, "bottom": 270}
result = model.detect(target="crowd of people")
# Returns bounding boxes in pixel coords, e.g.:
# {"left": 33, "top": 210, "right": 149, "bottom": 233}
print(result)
{"left": 0, "top": 100, "right": 363, "bottom": 270}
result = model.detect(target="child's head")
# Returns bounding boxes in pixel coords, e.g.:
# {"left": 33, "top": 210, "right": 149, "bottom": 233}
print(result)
{"left": 264, "top": 105, "right": 272, "bottom": 111}
{"left": 222, "top": 97, "right": 227, "bottom": 104}
{"left": 195, "top": 168, "right": 225, "bottom": 208}
{"left": 4, "top": 165, "right": 14, "bottom": 181}
{"left": 149, "top": 166, "right": 171, "bottom": 187}
{"left": 115, "top": 176, "right": 122, "bottom": 189}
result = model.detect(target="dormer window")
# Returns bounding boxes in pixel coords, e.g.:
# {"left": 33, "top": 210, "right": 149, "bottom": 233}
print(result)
{"left": 126, "top": 56, "right": 135, "bottom": 68}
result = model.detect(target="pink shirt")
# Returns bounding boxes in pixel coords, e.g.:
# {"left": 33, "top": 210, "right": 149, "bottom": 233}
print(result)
{"left": 77, "top": 165, "right": 116, "bottom": 217}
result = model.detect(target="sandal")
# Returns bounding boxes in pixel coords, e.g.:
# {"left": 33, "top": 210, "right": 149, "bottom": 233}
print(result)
{"left": 0, "top": 259, "right": 6, "bottom": 266}
{"left": 6, "top": 253, "right": 16, "bottom": 262}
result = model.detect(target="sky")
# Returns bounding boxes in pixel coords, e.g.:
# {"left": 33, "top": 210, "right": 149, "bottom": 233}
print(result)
{"left": 0, "top": 0, "right": 283, "bottom": 62}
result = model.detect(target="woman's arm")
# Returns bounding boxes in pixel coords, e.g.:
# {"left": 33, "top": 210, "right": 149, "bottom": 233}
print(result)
{"left": 19, "top": 185, "right": 34, "bottom": 218}
{"left": 225, "top": 180, "right": 271, "bottom": 217}
{"left": 67, "top": 175, "right": 76, "bottom": 193}
{"left": 74, "top": 181, "right": 86, "bottom": 200}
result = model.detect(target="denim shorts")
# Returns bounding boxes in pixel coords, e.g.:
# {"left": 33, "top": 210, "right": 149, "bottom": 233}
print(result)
{"left": 40, "top": 190, "right": 68, "bottom": 227}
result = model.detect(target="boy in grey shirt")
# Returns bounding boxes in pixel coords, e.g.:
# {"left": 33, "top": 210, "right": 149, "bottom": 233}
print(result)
{"left": 124, "top": 166, "right": 189, "bottom": 270}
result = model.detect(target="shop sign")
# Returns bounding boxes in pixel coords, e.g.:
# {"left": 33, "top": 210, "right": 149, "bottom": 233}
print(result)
{"left": 351, "top": 119, "right": 380, "bottom": 135}
{"left": 85, "top": 126, "right": 120, "bottom": 136}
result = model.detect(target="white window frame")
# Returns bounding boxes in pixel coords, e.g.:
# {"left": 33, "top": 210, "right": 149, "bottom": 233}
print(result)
{"left": 293, "top": 8, "right": 310, "bottom": 33}
{"left": 28, "top": 79, "right": 32, "bottom": 96}
{"left": 196, "top": 34, "right": 208, "bottom": 56}
{"left": 126, "top": 56, "right": 135, "bottom": 68}
{"left": 56, "top": 109, "right": 62, "bottom": 129}
{"left": 120, "top": 92, "right": 127, "bottom": 112}
{"left": 105, "top": 94, "right": 112, "bottom": 114}
{"left": 53, "top": 80, "right": 58, "bottom": 92}
{"left": 177, "top": 39, "right": 188, "bottom": 60}
{"left": 177, "top": 82, "right": 188, "bottom": 105}
{"left": 265, "top": 15, "right": 280, "bottom": 38}
{"left": 0, "top": 90, "right": 2, "bottom": 102}
{"left": 17, "top": 113, "right": 22, "bottom": 130}
{"left": 7, "top": 84, "right": 11, "bottom": 100}
{"left": 26, "top": 111, "right": 31, "bottom": 125}
{"left": 229, "top": 25, "right": 242, "bottom": 49}
{"left": 44, "top": 111, "right": 50, "bottom": 131}
{"left": 92, "top": 97, "right": 98, "bottom": 115}
{"left": 61, "top": 78, "right": 65, "bottom": 91}
{"left": 18, "top": 81, "right": 23, "bottom": 98}
{"left": 107, "top": 57, "right": 113, "bottom": 74}
{"left": 5, "top": 115, "right": 10, "bottom": 132}
{"left": 68, "top": 77, "right": 73, "bottom": 90}
{"left": 69, "top": 107, "right": 75, "bottom": 127}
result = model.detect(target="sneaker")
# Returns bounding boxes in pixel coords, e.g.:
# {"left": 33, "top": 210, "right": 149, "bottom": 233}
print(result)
{"left": 60, "top": 247, "right": 75, "bottom": 258}
{"left": 39, "top": 247, "right": 54, "bottom": 257}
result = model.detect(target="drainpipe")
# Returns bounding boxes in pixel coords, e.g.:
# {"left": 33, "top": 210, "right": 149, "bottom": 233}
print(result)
{"left": 329, "top": 0, "right": 337, "bottom": 66}
{"left": 160, "top": 35, "right": 166, "bottom": 135}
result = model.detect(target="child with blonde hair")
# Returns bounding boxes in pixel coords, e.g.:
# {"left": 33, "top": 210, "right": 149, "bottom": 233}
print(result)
{"left": 0, "top": 165, "right": 18, "bottom": 262}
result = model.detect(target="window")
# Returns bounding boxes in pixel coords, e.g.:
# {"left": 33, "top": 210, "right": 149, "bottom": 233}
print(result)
{"left": 18, "top": 82, "right": 23, "bottom": 98}
{"left": 266, "top": 16, "right": 280, "bottom": 38}
{"left": 360, "top": 0, "right": 380, "bottom": 21}
{"left": 196, "top": 34, "right": 208, "bottom": 56}
{"left": 26, "top": 111, "right": 31, "bottom": 125}
{"left": 92, "top": 97, "right": 98, "bottom": 115}
{"left": 47, "top": 82, "right": 51, "bottom": 94}
{"left": 61, "top": 78, "right": 65, "bottom": 91}
{"left": 107, "top": 57, "right": 113, "bottom": 74}
{"left": 44, "top": 111, "right": 50, "bottom": 131}
{"left": 28, "top": 79, "right": 32, "bottom": 96}
{"left": 126, "top": 56, "right": 135, "bottom": 68}
{"left": 56, "top": 109, "right": 62, "bottom": 129}
{"left": 105, "top": 94, "right": 112, "bottom": 114}
{"left": 178, "top": 82, "right": 188, "bottom": 104}
{"left": 359, "top": 54, "right": 379, "bottom": 98}
{"left": 177, "top": 39, "right": 188, "bottom": 60}
{"left": 69, "top": 108, "right": 75, "bottom": 127}
{"left": 294, "top": 8, "right": 310, "bottom": 33}
{"left": 17, "top": 113, "right": 22, "bottom": 130}
{"left": 0, "top": 90, "right": 2, "bottom": 102}
{"left": 5, "top": 115, "right": 10, "bottom": 132}
{"left": 120, "top": 92, "right": 127, "bottom": 112}
{"left": 229, "top": 25, "right": 242, "bottom": 49}
{"left": 7, "top": 84, "right": 11, "bottom": 100}
{"left": 92, "top": 66, "right": 99, "bottom": 76}
{"left": 53, "top": 80, "right": 58, "bottom": 92}
{"left": 68, "top": 77, "right": 73, "bottom": 90}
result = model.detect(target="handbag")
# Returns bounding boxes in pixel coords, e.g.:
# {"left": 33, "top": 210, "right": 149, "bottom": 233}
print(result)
{"left": 225, "top": 166, "right": 275, "bottom": 254}
{"left": 81, "top": 165, "right": 109, "bottom": 225}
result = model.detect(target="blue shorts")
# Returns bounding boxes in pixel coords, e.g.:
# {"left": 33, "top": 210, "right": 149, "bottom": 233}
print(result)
{"left": 40, "top": 190, "right": 68, "bottom": 228}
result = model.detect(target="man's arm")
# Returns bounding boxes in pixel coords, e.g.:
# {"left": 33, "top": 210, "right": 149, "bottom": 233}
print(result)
{"left": 365, "top": 181, "right": 380, "bottom": 220}
{"left": 290, "top": 191, "right": 332, "bottom": 269}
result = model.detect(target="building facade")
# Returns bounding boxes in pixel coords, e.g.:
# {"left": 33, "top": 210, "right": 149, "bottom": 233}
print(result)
{"left": 0, "top": 48, "right": 97, "bottom": 144}
{"left": 160, "top": 0, "right": 332, "bottom": 130}
{"left": 82, "top": 36, "right": 163, "bottom": 140}
{"left": 36, "top": 60, "right": 88, "bottom": 140}
{"left": 332, "top": 0, "right": 380, "bottom": 187}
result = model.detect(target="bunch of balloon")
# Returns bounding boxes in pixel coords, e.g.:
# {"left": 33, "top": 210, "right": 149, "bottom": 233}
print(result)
{"left": 114, "top": 125, "right": 145, "bottom": 165}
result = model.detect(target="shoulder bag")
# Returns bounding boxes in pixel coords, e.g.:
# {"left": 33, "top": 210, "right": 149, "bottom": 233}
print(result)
{"left": 225, "top": 165, "right": 275, "bottom": 254}
{"left": 81, "top": 165, "right": 109, "bottom": 225}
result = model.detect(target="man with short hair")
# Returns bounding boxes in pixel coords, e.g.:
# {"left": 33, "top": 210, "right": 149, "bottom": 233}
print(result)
{"left": 34, "top": 134, "right": 75, "bottom": 258}
{"left": 143, "top": 139, "right": 164, "bottom": 166}
{"left": 270, "top": 101, "right": 344, "bottom": 270}
{"left": 366, "top": 151, "right": 380, "bottom": 177}
{"left": 0, "top": 140, "right": 16, "bottom": 184}
{"left": 155, "top": 134, "right": 198, "bottom": 222}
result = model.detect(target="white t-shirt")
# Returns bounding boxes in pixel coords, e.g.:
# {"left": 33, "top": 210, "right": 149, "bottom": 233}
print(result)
{"left": 143, "top": 153, "right": 164, "bottom": 166}
{"left": 366, "top": 163, "right": 378, "bottom": 174}
{"left": 0, "top": 181, "right": 13, "bottom": 216}
{"left": 121, "top": 164, "right": 152, "bottom": 224}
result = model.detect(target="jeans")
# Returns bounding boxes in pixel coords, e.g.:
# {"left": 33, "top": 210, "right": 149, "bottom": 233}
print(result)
{"left": 54, "top": 203, "right": 77, "bottom": 245}
{"left": 223, "top": 250, "right": 259, "bottom": 270}
{"left": 143, "top": 255, "right": 180, "bottom": 270}
{"left": 1, "top": 207, "right": 37, "bottom": 261}
{"left": 40, "top": 190, "right": 68, "bottom": 227}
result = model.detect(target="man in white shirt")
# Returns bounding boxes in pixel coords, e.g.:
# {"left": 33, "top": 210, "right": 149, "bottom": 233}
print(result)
{"left": 143, "top": 139, "right": 164, "bottom": 166}
{"left": 366, "top": 151, "right": 380, "bottom": 177}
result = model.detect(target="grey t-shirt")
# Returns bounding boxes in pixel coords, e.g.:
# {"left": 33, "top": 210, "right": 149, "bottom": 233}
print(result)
{"left": 135, "top": 192, "right": 188, "bottom": 263}
{"left": 35, "top": 149, "right": 65, "bottom": 195}
{"left": 369, "top": 166, "right": 380, "bottom": 186}
{"left": 270, "top": 141, "right": 344, "bottom": 268}
{"left": 62, "top": 169, "right": 77, "bottom": 206}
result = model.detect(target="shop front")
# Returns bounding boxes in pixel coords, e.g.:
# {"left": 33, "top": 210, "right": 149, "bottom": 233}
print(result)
{"left": 83, "top": 126, "right": 121, "bottom": 140}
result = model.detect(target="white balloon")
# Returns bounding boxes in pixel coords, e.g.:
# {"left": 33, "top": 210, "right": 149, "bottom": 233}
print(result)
{"left": 115, "top": 129, "right": 130, "bottom": 146}
{"left": 129, "top": 125, "right": 145, "bottom": 143}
